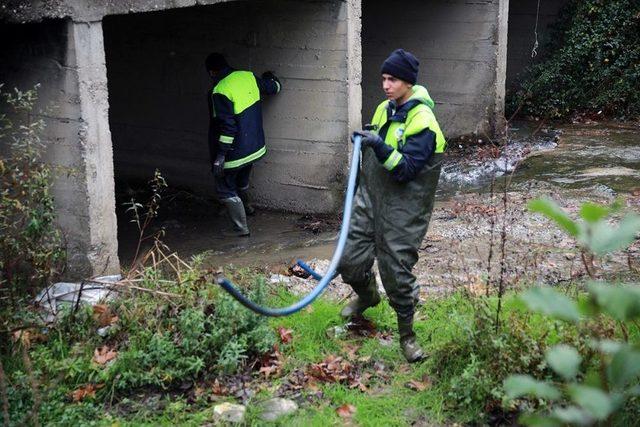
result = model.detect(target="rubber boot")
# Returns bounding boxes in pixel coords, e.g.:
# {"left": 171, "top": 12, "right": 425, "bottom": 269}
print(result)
{"left": 221, "top": 196, "right": 250, "bottom": 237}
{"left": 340, "top": 272, "right": 381, "bottom": 318}
{"left": 238, "top": 189, "right": 255, "bottom": 216}
{"left": 398, "top": 319, "right": 424, "bottom": 363}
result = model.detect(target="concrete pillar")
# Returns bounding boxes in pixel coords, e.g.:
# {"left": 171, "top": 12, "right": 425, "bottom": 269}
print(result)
{"left": 65, "top": 20, "right": 119, "bottom": 277}
{"left": 493, "top": 0, "right": 510, "bottom": 135}
{"left": 346, "top": 0, "right": 362, "bottom": 163}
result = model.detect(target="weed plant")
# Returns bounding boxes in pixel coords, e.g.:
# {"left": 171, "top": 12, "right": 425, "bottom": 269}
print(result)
{"left": 2, "top": 253, "right": 275, "bottom": 425}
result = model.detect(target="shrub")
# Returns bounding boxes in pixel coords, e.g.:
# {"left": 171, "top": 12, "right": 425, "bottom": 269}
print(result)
{"left": 430, "top": 297, "right": 578, "bottom": 424}
{"left": 0, "top": 84, "right": 65, "bottom": 301}
{"left": 503, "top": 198, "right": 640, "bottom": 426}
{"left": 508, "top": 0, "right": 640, "bottom": 120}
{"left": 3, "top": 252, "right": 276, "bottom": 424}
{"left": 430, "top": 199, "right": 640, "bottom": 423}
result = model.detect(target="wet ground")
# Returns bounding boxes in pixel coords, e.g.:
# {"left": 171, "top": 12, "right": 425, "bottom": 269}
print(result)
{"left": 118, "top": 121, "right": 640, "bottom": 299}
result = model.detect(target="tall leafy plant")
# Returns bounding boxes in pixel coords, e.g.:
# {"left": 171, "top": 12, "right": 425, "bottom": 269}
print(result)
{"left": 504, "top": 199, "right": 640, "bottom": 426}
{"left": 0, "top": 85, "right": 64, "bottom": 301}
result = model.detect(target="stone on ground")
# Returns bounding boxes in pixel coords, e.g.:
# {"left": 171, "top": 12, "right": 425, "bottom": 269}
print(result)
{"left": 213, "top": 402, "right": 246, "bottom": 423}
{"left": 259, "top": 397, "right": 298, "bottom": 421}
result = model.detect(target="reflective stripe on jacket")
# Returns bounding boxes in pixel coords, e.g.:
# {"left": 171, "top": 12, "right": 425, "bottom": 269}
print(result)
{"left": 208, "top": 68, "right": 280, "bottom": 170}
{"left": 368, "top": 85, "right": 446, "bottom": 182}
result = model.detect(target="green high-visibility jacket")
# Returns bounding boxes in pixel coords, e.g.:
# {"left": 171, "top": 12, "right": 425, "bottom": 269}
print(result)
{"left": 208, "top": 67, "right": 280, "bottom": 169}
{"left": 367, "top": 85, "right": 446, "bottom": 182}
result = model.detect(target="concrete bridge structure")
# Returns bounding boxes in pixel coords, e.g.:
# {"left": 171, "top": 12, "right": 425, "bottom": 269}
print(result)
{"left": 0, "top": 0, "right": 566, "bottom": 277}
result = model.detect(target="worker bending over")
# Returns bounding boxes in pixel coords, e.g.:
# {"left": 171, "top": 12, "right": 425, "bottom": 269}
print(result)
{"left": 338, "top": 49, "right": 446, "bottom": 362}
{"left": 205, "top": 53, "right": 281, "bottom": 236}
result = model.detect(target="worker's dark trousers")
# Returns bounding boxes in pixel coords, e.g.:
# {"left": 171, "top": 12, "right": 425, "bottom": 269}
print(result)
{"left": 337, "top": 149, "right": 443, "bottom": 321}
{"left": 215, "top": 164, "right": 252, "bottom": 199}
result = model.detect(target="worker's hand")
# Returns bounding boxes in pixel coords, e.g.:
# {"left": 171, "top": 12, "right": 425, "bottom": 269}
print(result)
{"left": 262, "top": 71, "right": 281, "bottom": 90}
{"left": 213, "top": 153, "right": 226, "bottom": 178}
{"left": 262, "top": 71, "right": 278, "bottom": 81}
{"left": 351, "top": 130, "right": 383, "bottom": 148}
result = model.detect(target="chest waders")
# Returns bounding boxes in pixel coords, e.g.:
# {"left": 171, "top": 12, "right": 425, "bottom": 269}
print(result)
{"left": 337, "top": 91, "right": 444, "bottom": 362}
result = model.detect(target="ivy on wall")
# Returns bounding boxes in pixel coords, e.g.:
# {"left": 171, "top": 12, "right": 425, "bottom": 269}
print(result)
{"left": 508, "top": 0, "right": 640, "bottom": 120}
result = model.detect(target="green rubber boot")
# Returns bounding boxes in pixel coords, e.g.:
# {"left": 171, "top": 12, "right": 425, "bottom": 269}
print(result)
{"left": 340, "top": 273, "right": 381, "bottom": 318}
{"left": 221, "top": 196, "right": 250, "bottom": 237}
{"left": 238, "top": 189, "right": 256, "bottom": 216}
{"left": 398, "top": 320, "right": 424, "bottom": 363}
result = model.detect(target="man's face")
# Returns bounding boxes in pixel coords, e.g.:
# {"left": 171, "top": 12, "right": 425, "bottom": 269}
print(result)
{"left": 382, "top": 73, "right": 412, "bottom": 102}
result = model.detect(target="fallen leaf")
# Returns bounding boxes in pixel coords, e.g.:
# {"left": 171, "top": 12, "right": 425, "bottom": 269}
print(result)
{"left": 465, "top": 279, "right": 488, "bottom": 297}
{"left": 211, "top": 379, "right": 228, "bottom": 395}
{"left": 336, "top": 404, "right": 357, "bottom": 419}
{"left": 12, "top": 330, "right": 32, "bottom": 348}
{"left": 349, "top": 379, "right": 368, "bottom": 392}
{"left": 93, "top": 346, "right": 118, "bottom": 365}
{"left": 93, "top": 304, "right": 118, "bottom": 327}
{"left": 194, "top": 386, "right": 206, "bottom": 398}
{"left": 277, "top": 326, "right": 293, "bottom": 344}
{"left": 405, "top": 375, "right": 432, "bottom": 392}
{"left": 342, "top": 343, "right": 361, "bottom": 360}
{"left": 258, "top": 348, "right": 283, "bottom": 379}
{"left": 71, "top": 383, "right": 104, "bottom": 402}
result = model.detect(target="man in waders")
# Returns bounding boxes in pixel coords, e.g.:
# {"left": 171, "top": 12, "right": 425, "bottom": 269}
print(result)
{"left": 206, "top": 53, "right": 281, "bottom": 236}
{"left": 338, "top": 49, "right": 446, "bottom": 362}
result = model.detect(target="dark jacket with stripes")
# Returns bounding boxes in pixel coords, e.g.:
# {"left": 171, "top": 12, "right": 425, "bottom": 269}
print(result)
{"left": 207, "top": 67, "right": 280, "bottom": 170}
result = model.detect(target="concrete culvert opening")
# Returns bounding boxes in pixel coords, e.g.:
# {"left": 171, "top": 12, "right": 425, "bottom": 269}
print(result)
{"left": 102, "top": 0, "right": 357, "bottom": 265}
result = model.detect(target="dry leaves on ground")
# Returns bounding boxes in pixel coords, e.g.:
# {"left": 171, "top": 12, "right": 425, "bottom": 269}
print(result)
{"left": 336, "top": 403, "right": 357, "bottom": 419}
{"left": 211, "top": 379, "right": 229, "bottom": 396}
{"left": 93, "top": 345, "right": 118, "bottom": 365}
{"left": 11, "top": 329, "right": 47, "bottom": 349}
{"left": 307, "top": 355, "right": 369, "bottom": 392}
{"left": 405, "top": 375, "right": 432, "bottom": 392}
{"left": 92, "top": 304, "right": 118, "bottom": 327}
{"left": 277, "top": 326, "right": 293, "bottom": 344}
{"left": 71, "top": 383, "right": 104, "bottom": 402}
{"left": 342, "top": 343, "right": 361, "bottom": 361}
{"left": 258, "top": 348, "right": 284, "bottom": 379}
{"left": 465, "top": 277, "right": 489, "bottom": 297}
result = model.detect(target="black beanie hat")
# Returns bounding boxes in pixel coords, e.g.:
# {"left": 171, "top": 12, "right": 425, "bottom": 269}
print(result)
{"left": 205, "top": 52, "right": 228, "bottom": 72}
{"left": 380, "top": 49, "right": 419, "bottom": 85}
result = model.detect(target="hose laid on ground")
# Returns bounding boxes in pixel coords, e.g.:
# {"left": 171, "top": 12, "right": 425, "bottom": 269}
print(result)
{"left": 216, "top": 135, "right": 361, "bottom": 316}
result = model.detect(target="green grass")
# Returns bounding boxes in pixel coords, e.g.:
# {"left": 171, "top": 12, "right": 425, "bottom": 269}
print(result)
{"left": 4, "top": 282, "right": 637, "bottom": 426}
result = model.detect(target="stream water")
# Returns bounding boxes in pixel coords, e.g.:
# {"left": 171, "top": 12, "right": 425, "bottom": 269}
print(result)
{"left": 117, "top": 121, "right": 640, "bottom": 272}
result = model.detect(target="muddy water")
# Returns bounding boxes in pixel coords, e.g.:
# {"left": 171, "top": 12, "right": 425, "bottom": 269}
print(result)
{"left": 118, "top": 121, "right": 640, "bottom": 292}
{"left": 510, "top": 123, "right": 640, "bottom": 194}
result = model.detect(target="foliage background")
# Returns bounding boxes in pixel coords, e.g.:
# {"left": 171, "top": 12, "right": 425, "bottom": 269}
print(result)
{"left": 508, "top": 0, "right": 640, "bottom": 120}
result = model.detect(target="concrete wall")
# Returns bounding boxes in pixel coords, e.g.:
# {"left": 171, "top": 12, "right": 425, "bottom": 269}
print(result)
{"left": 362, "top": 0, "right": 508, "bottom": 138}
{"left": 104, "top": 0, "right": 356, "bottom": 213}
{"left": 506, "top": 0, "right": 568, "bottom": 91}
{"left": 0, "top": 19, "right": 119, "bottom": 278}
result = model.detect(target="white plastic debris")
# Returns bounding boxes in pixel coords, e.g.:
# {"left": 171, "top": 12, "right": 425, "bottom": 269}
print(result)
{"left": 269, "top": 274, "right": 292, "bottom": 284}
{"left": 34, "top": 275, "right": 121, "bottom": 322}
